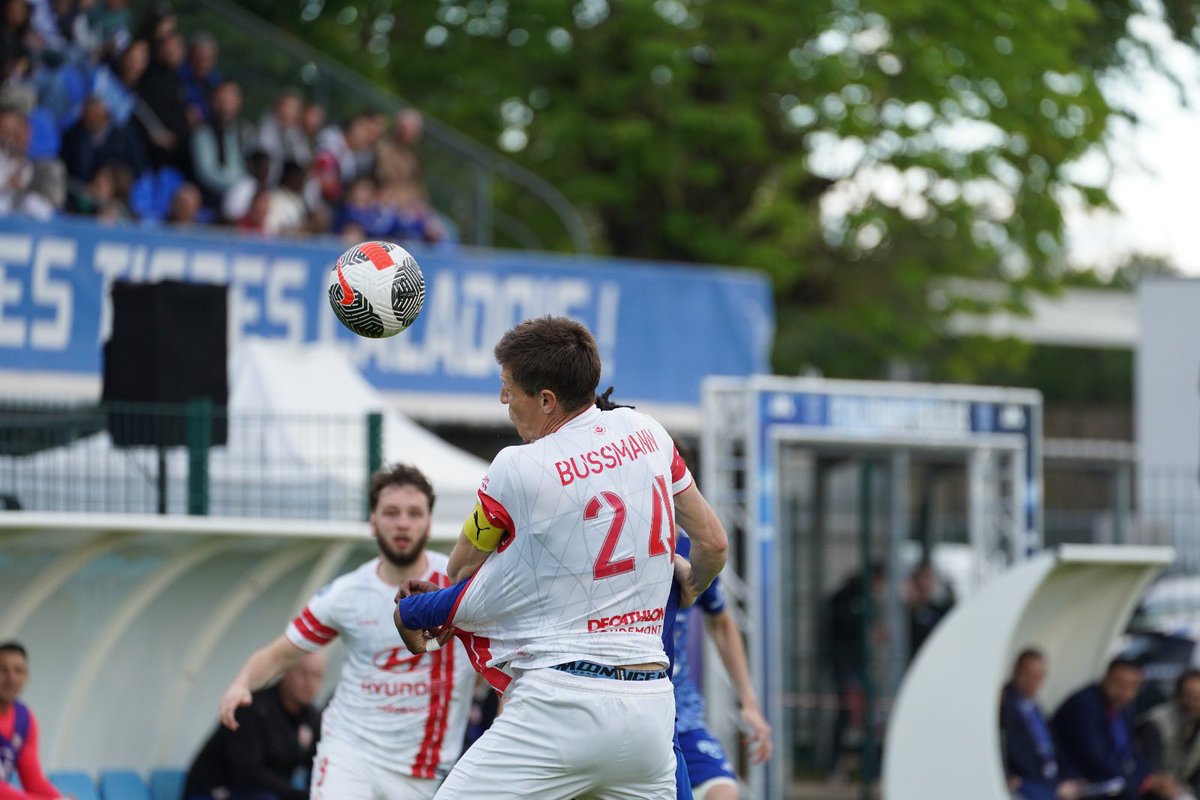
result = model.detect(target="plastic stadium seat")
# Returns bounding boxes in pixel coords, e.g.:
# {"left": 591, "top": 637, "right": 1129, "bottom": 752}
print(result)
{"left": 99, "top": 770, "right": 152, "bottom": 800}
{"left": 148, "top": 768, "right": 185, "bottom": 800}
{"left": 49, "top": 771, "right": 100, "bottom": 800}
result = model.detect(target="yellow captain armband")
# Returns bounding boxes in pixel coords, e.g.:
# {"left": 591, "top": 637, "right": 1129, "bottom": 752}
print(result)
{"left": 463, "top": 502, "right": 505, "bottom": 552}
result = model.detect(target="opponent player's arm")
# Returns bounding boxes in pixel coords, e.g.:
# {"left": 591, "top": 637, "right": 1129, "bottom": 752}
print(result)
{"left": 673, "top": 483, "right": 728, "bottom": 597}
{"left": 705, "top": 609, "right": 773, "bottom": 764}
{"left": 448, "top": 499, "right": 508, "bottom": 583}
{"left": 218, "top": 635, "right": 306, "bottom": 730}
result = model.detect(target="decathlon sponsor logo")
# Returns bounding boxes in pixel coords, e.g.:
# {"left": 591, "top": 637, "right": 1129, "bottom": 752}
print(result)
{"left": 588, "top": 607, "right": 665, "bottom": 632}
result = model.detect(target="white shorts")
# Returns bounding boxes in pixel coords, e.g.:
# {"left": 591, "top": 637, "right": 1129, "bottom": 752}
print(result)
{"left": 312, "top": 738, "right": 440, "bottom": 800}
{"left": 435, "top": 667, "right": 676, "bottom": 800}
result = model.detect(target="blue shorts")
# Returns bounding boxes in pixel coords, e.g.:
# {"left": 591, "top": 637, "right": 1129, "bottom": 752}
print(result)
{"left": 674, "top": 734, "right": 693, "bottom": 800}
{"left": 678, "top": 727, "right": 736, "bottom": 789}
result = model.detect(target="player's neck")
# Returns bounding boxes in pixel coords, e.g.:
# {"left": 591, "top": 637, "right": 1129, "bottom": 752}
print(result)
{"left": 376, "top": 550, "right": 429, "bottom": 586}
{"left": 536, "top": 404, "right": 590, "bottom": 440}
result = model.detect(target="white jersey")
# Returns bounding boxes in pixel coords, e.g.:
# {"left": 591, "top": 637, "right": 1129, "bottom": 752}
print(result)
{"left": 451, "top": 405, "right": 693, "bottom": 689}
{"left": 286, "top": 553, "right": 474, "bottom": 778}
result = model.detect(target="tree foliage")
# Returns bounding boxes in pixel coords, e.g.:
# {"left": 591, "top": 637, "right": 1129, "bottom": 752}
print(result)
{"left": 238, "top": 0, "right": 1197, "bottom": 378}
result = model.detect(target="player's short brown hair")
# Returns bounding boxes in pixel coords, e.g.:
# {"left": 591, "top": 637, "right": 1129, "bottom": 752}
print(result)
{"left": 494, "top": 316, "right": 602, "bottom": 413}
{"left": 368, "top": 463, "right": 436, "bottom": 514}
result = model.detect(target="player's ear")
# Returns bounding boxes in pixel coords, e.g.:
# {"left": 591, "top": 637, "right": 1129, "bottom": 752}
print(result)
{"left": 539, "top": 388, "right": 557, "bottom": 414}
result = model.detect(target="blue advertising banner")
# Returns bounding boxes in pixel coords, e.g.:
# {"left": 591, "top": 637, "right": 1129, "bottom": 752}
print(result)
{"left": 0, "top": 218, "right": 773, "bottom": 406}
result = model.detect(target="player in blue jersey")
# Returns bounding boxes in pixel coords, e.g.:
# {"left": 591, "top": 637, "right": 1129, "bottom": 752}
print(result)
{"left": 672, "top": 535, "right": 772, "bottom": 800}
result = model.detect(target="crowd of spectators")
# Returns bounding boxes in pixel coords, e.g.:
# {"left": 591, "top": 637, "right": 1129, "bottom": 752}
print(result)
{"left": 1, "top": 0, "right": 447, "bottom": 245}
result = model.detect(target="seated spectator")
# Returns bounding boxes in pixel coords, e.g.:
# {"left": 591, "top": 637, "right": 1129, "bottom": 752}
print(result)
{"left": 375, "top": 107, "right": 425, "bottom": 204}
{"left": 256, "top": 89, "right": 309, "bottom": 182}
{"left": 333, "top": 176, "right": 394, "bottom": 240}
{"left": 69, "top": 160, "right": 133, "bottom": 221}
{"left": 89, "top": 38, "right": 149, "bottom": 128}
{"left": 179, "top": 32, "right": 220, "bottom": 126}
{"left": 191, "top": 79, "right": 247, "bottom": 210}
{"left": 1053, "top": 658, "right": 1182, "bottom": 800}
{"left": 183, "top": 652, "right": 324, "bottom": 800}
{"left": 222, "top": 148, "right": 270, "bottom": 223}
{"left": 264, "top": 159, "right": 312, "bottom": 236}
{"left": 1001, "top": 649, "right": 1084, "bottom": 800}
{"left": 907, "top": 561, "right": 954, "bottom": 659}
{"left": 135, "top": 30, "right": 190, "bottom": 171}
{"left": 1138, "top": 670, "right": 1200, "bottom": 797}
{"left": 300, "top": 101, "right": 324, "bottom": 152}
{"left": 165, "top": 181, "right": 205, "bottom": 225}
{"left": 61, "top": 95, "right": 146, "bottom": 184}
{"left": 0, "top": 105, "right": 61, "bottom": 220}
{"left": 388, "top": 181, "right": 445, "bottom": 245}
{"left": 0, "top": 641, "right": 65, "bottom": 799}
{"left": 236, "top": 187, "right": 270, "bottom": 233}
{"left": 313, "top": 112, "right": 373, "bottom": 204}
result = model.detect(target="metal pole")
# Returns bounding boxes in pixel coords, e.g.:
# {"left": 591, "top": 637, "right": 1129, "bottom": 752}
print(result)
{"left": 186, "top": 397, "right": 212, "bottom": 516}
{"left": 366, "top": 412, "right": 383, "bottom": 517}
{"left": 1115, "top": 462, "right": 1132, "bottom": 544}
{"left": 887, "top": 450, "right": 910, "bottom": 698}
{"left": 859, "top": 460, "right": 876, "bottom": 795}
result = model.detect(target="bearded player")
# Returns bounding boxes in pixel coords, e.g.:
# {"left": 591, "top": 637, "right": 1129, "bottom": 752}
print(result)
{"left": 394, "top": 316, "right": 729, "bottom": 799}
{"left": 217, "top": 464, "right": 475, "bottom": 800}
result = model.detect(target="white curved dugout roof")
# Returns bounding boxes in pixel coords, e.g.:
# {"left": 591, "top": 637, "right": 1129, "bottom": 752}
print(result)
{"left": 883, "top": 545, "right": 1173, "bottom": 799}
{"left": 0, "top": 513, "right": 433, "bottom": 775}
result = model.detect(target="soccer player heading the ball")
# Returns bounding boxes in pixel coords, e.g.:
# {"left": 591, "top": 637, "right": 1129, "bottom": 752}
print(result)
{"left": 395, "top": 315, "right": 729, "bottom": 799}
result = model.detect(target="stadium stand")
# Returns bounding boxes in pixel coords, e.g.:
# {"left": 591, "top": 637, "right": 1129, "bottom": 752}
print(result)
{"left": 148, "top": 768, "right": 186, "bottom": 800}
{"left": 99, "top": 769, "right": 153, "bottom": 800}
{"left": 48, "top": 771, "right": 101, "bottom": 800}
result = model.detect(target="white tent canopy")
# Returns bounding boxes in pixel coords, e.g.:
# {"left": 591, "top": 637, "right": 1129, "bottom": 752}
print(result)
{"left": 3, "top": 341, "right": 491, "bottom": 538}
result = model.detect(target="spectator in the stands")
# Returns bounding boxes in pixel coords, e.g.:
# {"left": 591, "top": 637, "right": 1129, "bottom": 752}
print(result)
{"left": 333, "top": 175, "right": 393, "bottom": 241}
{"left": 221, "top": 147, "right": 269, "bottom": 223}
{"left": 1, "top": 0, "right": 34, "bottom": 84}
{"left": 375, "top": 107, "right": 425, "bottom": 205}
{"left": 1001, "top": 649, "right": 1084, "bottom": 800}
{"left": 236, "top": 188, "right": 270, "bottom": 233}
{"left": 87, "top": 0, "right": 132, "bottom": 55}
{"left": 0, "top": 642, "right": 66, "bottom": 799}
{"left": 61, "top": 95, "right": 146, "bottom": 184}
{"left": 132, "top": 1, "right": 175, "bottom": 49}
{"left": 179, "top": 31, "right": 219, "bottom": 126}
{"left": 183, "top": 652, "right": 324, "bottom": 800}
{"left": 389, "top": 180, "right": 446, "bottom": 244}
{"left": 191, "top": 79, "right": 247, "bottom": 209}
{"left": 135, "top": 30, "right": 190, "bottom": 171}
{"left": 89, "top": 38, "right": 149, "bottom": 127}
{"left": 69, "top": 160, "right": 133, "bottom": 220}
{"left": 165, "top": 180, "right": 204, "bottom": 225}
{"left": 0, "top": 103, "right": 62, "bottom": 220}
{"left": 264, "top": 159, "right": 311, "bottom": 236}
{"left": 313, "top": 112, "right": 373, "bottom": 204}
{"left": 300, "top": 101, "right": 324, "bottom": 149}
{"left": 256, "top": 89, "right": 309, "bottom": 182}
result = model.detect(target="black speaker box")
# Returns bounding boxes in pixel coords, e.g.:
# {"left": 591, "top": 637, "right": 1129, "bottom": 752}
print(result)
{"left": 102, "top": 280, "right": 229, "bottom": 446}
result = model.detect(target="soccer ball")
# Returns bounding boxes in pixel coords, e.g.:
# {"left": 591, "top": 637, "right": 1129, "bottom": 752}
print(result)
{"left": 327, "top": 240, "right": 426, "bottom": 338}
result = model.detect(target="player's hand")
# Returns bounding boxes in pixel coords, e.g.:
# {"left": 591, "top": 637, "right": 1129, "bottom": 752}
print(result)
{"left": 392, "top": 607, "right": 451, "bottom": 655}
{"left": 740, "top": 703, "right": 773, "bottom": 764}
{"left": 673, "top": 554, "right": 699, "bottom": 608}
{"left": 218, "top": 684, "right": 252, "bottom": 730}
{"left": 395, "top": 579, "right": 442, "bottom": 601}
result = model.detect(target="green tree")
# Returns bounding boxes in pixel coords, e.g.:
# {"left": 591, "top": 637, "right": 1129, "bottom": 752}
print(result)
{"left": 238, "top": 0, "right": 1197, "bottom": 379}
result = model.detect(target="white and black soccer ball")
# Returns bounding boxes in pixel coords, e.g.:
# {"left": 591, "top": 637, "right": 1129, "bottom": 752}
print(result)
{"left": 327, "top": 240, "right": 426, "bottom": 338}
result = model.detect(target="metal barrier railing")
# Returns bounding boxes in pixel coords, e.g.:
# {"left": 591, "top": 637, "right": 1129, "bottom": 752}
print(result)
{"left": 0, "top": 400, "right": 383, "bottom": 521}
{"left": 170, "top": 0, "right": 593, "bottom": 254}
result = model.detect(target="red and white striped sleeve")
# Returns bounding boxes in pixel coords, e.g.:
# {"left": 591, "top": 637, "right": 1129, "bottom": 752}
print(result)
{"left": 669, "top": 444, "right": 694, "bottom": 495}
{"left": 286, "top": 585, "right": 341, "bottom": 651}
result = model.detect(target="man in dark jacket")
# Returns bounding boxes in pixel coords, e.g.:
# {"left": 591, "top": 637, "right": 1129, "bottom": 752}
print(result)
{"left": 1053, "top": 658, "right": 1180, "bottom": 800}
{"left": 1001, "top": 648, "right": 1083, "bottom": 800}
{"left": 185, "top": 652, "right": 325, "bottom": 800}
